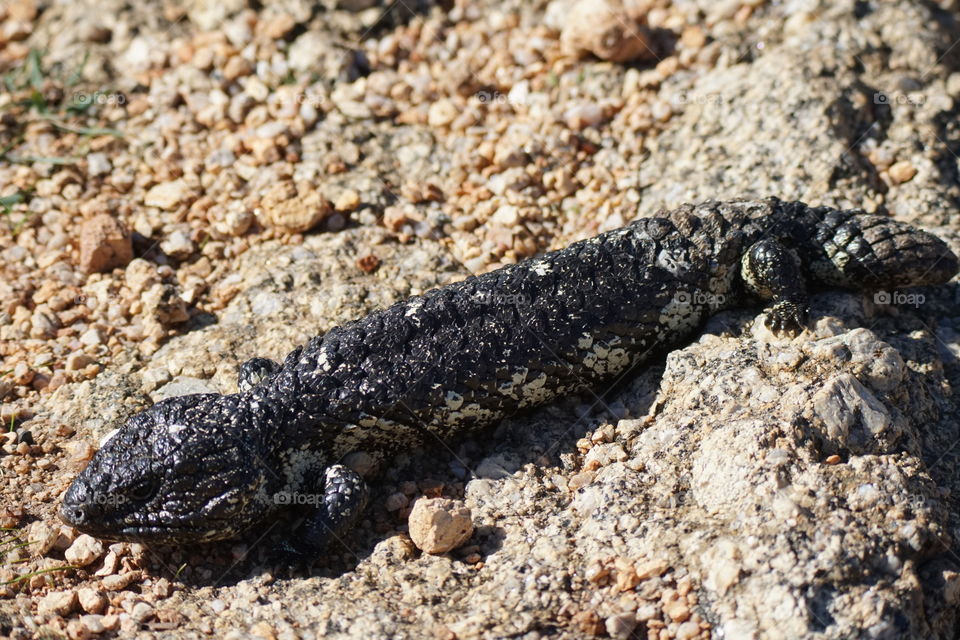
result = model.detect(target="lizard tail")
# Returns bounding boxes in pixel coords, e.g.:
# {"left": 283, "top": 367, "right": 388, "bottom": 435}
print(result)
{"left": 805, "top": 209, "right": 959, "bottom": 290}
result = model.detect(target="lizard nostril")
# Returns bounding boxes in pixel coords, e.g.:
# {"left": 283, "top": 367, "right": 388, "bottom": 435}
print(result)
{"left": 73, "top": 508, "right": 85, "bottom": 523}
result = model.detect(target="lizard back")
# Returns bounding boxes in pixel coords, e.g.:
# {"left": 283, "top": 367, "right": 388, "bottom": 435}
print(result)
{"left": 263, "top": 201, "right": 764, "bottom": 452}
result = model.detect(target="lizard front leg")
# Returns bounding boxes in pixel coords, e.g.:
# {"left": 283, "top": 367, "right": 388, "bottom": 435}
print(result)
{"left": 277, "top": 464, "right": 369, "bottom": 557}
{"left": 741, "top": 239, "right": 808, "bottom": 335}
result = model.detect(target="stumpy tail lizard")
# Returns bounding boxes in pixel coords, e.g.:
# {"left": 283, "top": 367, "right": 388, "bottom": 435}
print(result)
{"left": 60, "top": 197, "right": 960, "bottom": 554}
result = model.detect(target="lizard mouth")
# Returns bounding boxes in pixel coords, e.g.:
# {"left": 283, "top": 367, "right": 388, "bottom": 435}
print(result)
{"left": 111, "top": 525, "right": 229, "bottom": 544}
{"left": 58, "top": 500, "right": 229, "bottom": 544}
{"left": 59, "top": 505, "right": 228, "bottom": 544}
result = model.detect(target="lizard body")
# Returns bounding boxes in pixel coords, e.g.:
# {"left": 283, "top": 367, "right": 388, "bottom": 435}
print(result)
{"left": 60, "top": 198, "right": 959, "bottom": 552}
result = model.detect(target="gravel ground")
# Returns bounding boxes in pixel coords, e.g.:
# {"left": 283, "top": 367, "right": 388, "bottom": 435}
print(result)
{"left": 4, "top": 0, "right": 960, "bottom": 638}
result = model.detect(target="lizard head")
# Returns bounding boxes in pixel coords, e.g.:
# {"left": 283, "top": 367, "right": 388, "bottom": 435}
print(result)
{"left": 60, "top": 393, "right": 272, "bottom": 544}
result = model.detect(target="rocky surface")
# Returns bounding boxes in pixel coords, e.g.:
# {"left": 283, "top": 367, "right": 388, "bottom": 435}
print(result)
{"left": 5, "top": 0, "right": 960, "bottom": 638}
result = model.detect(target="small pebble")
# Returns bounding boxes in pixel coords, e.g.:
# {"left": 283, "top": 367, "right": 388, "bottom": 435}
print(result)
{"left": 560, "top": 0, "right": 655, "bottom": 63}
{"left": 564, "top": 102, "right": 605, "bottom": 129}
{"left": 572, "top": 610, "right": 605, "bottom": 635}
{"left": 356, "top": 254, "right": 381, "bottom": 273}
{"left": 259, "top": 184, "right": 332, "bottom": 234}
{"left": 79, "top": 614, "right": 106, "bottom": 634}
{"left": 888, "top": 161, "right": 917, "bottom": 185}
{"left": 382, "top": 206, "right": 407, "bottom": 231}
{"left": 86, "top": 153, "right": 112, "bottom": 177}
{"left": 13, "top": 362, "right": 34, "bottom": 386}
{"left": 334, "top": 189, "right": 361, "bottom": 212}
{"left": 675, "top": 620, "right": 702, "bottom": 639}
{"left": 407, "top": 498, "right": 474, "bottom": 554}
{"left": 65, "top": 534, "right": 104, "bottom": 566}
{"left": 373, "top": 534, "right": 417, "bottom": 564}
{"left": 79, "top": 327, "right": 104, "bottom": 346}
{"left": 77, "top": 588, "right": 108, "bottom": 614}
{"left": 27, "top": 520, "right": 59, "bottom": 556}
{"left": 428, "top": 100, "right": 459, "bottom": 128}
{"left": 223, "top": 56, "right": 253, "bottom": 82}
{"left": 160, "top": 230, "right": 196, "bottom": 259}
{"left": 567, "top": 471, "right": 595, "bottom": 490}
{"left": 250, "top": 621, "right": 277, "bottom": 639}
{"left": 614, "top": 559, "right": 639, "bottom": 591}
{"left": 605, "top": 612, "right": 637, "bottom": 639}
{"left": 635, "top": 558, "right": 669, "bottom": 580}
{"left": 490, "top": 205, "right": 520, "bottom": 227}
{"left": 144, "top": 179, "right": 189, "bottom": 210}
{"left": 66, "top": 352, "right": 95, "bottom": 371}
{"left": 94, "top": 551, "right": 119, "bottom": 577}
{"left": 385, "top": 492, "right": 409, "bottom": 512}
{"left": 130, "top": 601, "right": 154, "bottom": 623}
{"left": 38, "top": 590, "right": 78, "bottom": 617}
{"left": 264, "top": 13, "right": 296, "bottom": 39}
{"left": 79, "top": 215, "right": 133, "bottom": 274}
{"left": 101, "top": 572, "right": 140, "bottom": 591}
{"left": 662, "top": 590, "right": 691, "bottom": 622}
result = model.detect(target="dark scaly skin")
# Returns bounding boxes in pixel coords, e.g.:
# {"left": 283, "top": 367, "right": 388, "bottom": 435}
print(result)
{"left": 59, "top": 198, "right": 959, "bottom": 553}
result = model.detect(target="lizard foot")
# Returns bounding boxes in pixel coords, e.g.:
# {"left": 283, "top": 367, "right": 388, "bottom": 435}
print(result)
{"left": 764, "top": 300, "right": 808, "bottom": 335}
{"left": 287, "top": 464, "right": 369, "bottom": 556}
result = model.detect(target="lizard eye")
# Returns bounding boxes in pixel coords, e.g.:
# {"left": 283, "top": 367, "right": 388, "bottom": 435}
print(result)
{"left": 128, "top": 478, "right": 159, "bottom": 502}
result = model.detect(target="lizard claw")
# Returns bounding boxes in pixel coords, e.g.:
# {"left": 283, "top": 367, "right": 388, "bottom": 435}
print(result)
{"left": 764, "top": 300, "right": 808, "bottom": 335}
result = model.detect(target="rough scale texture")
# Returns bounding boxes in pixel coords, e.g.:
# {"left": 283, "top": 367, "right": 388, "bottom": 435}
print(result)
{"left": 59, "top": 198, "right": 958, "bottom": 553}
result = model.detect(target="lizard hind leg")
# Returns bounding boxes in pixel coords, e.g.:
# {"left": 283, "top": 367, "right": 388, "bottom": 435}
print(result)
{"left": 741, "top": 239, "right": 809, "bottom": 335}
{"left": 237, "top": 357, "right": 283, "bottom": 392}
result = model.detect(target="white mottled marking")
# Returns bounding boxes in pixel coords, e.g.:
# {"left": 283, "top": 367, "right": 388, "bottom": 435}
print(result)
{"left": 317, "top": 350, "right": 331, "bottom": 371}
{"left": 281, "top": 448, "right": 326, "bottom": 490}
{"left": 167, "top": 424, "right": 188, "bottom": 437}
{"left": 99, "top": 428, "right": 119, "bottom": 448}
{"left": 445, "top": 390, "right": 464, "bottom": 410}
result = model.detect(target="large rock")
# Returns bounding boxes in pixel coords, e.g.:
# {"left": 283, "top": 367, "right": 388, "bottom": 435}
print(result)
{"left": 637, "top": 1, "right": 960, "bottom": 228}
